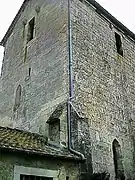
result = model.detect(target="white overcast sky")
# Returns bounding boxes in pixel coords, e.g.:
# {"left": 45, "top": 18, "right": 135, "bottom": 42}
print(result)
{"left": 0, "top": 0, "right": 135, "bottom": 63}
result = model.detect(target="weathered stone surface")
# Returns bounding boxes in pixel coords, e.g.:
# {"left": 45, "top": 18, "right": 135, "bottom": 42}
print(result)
{"left": 71, "top": 0, "right": 135, "bottom": 179}
{"left": 1, "top": 0, "right": 135, "bottom": 179}
{"left": 0, "top": 0, "right": 69, "bottom": 137}
{"left": 0, "top": 152, "right": 79, "bottom": 180}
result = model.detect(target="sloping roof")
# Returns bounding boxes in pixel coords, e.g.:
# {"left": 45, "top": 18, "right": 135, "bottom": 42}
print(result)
{"left": 1, "top": 0, "right": 135, "bottom": 46}
{"left": 0, "top": 126, "right": 80, "bottom": 160}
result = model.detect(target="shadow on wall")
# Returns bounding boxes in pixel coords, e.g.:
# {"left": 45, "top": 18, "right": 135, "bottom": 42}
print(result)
{"left": 80, "top": 172, "right": 110, "bottom": 180}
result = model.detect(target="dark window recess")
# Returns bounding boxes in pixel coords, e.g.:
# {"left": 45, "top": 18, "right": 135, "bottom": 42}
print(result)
{"left": 48, "top": 118, "right": 60, "bottom": 143}
{"left": 115, "top": 32, "right": 123, "bottom": 56}
{"left": 20, "top": 174, "right": 53, "bottom": 180}
{"left": 27, "top": 17, "right": 35, "bottom": 42}
{"left": 29, "top": 68, "right": 31, "bottom": 76}
{"left": 112, "top": 139, "right": 125, "bottom": 180}
{"left": 66, "top": 176, "right": 69, "bottom": 180}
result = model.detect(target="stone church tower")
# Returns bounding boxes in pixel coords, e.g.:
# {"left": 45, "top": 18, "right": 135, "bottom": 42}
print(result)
{"left": 0, "top": 0, "right": 135, "bottom": 179}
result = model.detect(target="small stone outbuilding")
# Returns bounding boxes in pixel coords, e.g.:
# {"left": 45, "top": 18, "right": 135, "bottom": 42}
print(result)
{"left": 0, "top": 126, "right": 80, "bottom": 179}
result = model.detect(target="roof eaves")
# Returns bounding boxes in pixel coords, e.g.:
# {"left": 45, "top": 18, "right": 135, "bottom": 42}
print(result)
{"left": 0, "top": 146, "right": 82, "bottom": 161}
{"left": 0, "top": 0, "right": 29, "bottom": 46}
{"left": 1, "top": 0, "right": 135, "bottom": 46}
{"left": 86, "top": 0, "right": 135, "bottom": 42}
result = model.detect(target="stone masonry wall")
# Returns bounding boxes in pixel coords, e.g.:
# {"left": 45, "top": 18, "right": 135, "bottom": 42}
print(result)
{"left": 0, "top": 0, "right": 69, "bottom": 141}
{"left": 0, "top": 151, "right": 79, "bottom": 180}
{"left": 71, "top": 0, "right": 135, "bottom": 179}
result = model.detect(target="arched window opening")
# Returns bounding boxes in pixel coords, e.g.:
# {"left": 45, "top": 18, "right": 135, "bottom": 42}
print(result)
{"left": 14, "top": 85, "right": 22, "bottom": 111}
{"left": 112, "top": 139, "right": 125, "bottom": 180}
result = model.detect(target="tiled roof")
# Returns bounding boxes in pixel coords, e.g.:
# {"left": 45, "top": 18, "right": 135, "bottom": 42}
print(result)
{"left": 0, "top": 126, "right": 47, "bottom": 151}
{"left": 0, "top": 126, "right": 80, "bottom": 161}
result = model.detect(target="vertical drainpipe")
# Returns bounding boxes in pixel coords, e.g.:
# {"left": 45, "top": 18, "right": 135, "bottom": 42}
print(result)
{"left": 67, "top": 0, "right": 86, "bottom": 161}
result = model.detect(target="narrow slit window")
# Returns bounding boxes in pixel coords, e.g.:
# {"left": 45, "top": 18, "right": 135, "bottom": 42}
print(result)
{"left": 27, "top": 17, "right": 35, "bottom": 42}
{"left": 115, "top": 32, "right": 123, "bottom": 56}
{"left": 29, "top": 67, "right": 31, "bottom": 76}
